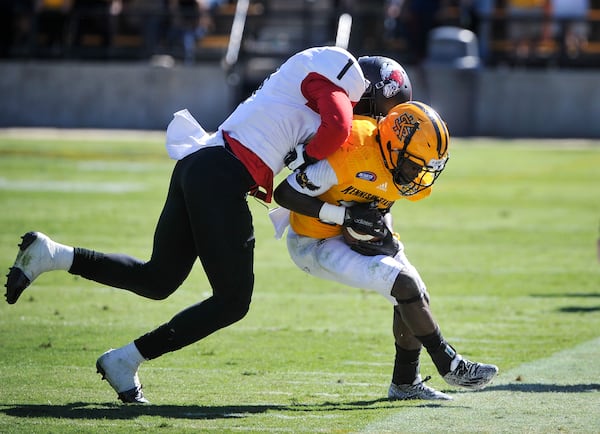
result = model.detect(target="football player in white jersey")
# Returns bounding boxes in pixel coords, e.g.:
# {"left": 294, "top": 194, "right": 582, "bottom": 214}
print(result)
{"left": 273, "top": 101, "right": 499, "bottom": 400}
{"left": 5, "top": 46, "right": 367, "bottom": 404}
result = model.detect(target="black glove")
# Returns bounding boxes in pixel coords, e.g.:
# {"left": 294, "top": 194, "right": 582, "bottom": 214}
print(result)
{"left": 343, "top": 202, "right": 388, "bottom": 239}
{"left": 284, "top": 144, "right": 318, "bottom": 171}
{"left": 351, "top": 230, "right": 400, "bottom": 257}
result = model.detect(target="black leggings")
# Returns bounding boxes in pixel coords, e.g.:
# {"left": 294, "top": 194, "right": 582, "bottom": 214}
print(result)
{"left": 70, "top": 146, "right": 257, "bottom": 359}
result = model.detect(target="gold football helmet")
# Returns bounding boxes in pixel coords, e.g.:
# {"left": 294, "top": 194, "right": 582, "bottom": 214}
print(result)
{"left": 377, "top": 101, "right": 450, "bottom": 196}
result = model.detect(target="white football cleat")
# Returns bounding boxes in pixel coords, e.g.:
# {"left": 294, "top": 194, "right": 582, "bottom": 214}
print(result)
{"left": 96, "top": 349, "right": 149, "bottom": 404}
{"left": 443, "top": 356, "right": 498, "bottom": 390}
{"left": 5, "top": 232, "right": 58, "bottom": 304}
{"left": 388, "top": 376, "right": 452, "bottom": 401}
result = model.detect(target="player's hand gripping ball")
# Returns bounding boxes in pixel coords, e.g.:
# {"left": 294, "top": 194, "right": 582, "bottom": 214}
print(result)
{"left": 340, "top": 203, "right": 400, "bottom": 257}
{"left": 342, "top": 202, "right": 386, "bottom": 240}
{"left": 341, "top": 225, "right": 382, "bottom": 244}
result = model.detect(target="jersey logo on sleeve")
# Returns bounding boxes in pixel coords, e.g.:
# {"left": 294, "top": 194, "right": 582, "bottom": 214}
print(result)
{"left": 295, "top": 170, "right": 319, "bottom": 191}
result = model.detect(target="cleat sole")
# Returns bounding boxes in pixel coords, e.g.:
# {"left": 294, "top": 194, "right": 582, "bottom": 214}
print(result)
{"left": 5, "top": 232, "right": 40, "bottom": 305}
{"left": 5, "top": 267, "right": 31, "bottom": 305}
{"left": 118, "top": 387, "right": 150, "bottom": 404}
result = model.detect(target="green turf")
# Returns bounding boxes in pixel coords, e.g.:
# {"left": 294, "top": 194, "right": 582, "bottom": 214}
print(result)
{"left": 0, "top": 131, "right": 599, "bottom": 433}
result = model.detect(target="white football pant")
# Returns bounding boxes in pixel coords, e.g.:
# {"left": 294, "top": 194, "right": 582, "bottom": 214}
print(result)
{"left": 286, "top": 228, "right": 428, "bottom": 305}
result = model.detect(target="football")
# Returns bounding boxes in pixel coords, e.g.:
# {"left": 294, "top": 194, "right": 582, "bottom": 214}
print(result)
{"left": 341, "top": 226, "right": 381, "bottom": 244}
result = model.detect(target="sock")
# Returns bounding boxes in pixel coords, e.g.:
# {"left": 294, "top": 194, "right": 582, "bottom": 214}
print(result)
{"left": 49, "top": 240, "right": 74, "bottom": 271}
{"left": 118, "top": 342, "right": 146, "bottom": 368}
{"left": 392, "top": 344, "right": 422, "bottom": 385}
{"left": 416, "top": 328, "right": 458, "bottom": 376}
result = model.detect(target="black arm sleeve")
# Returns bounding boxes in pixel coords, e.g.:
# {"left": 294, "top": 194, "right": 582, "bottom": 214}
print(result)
{"left": 273, "top": 180, "right": 324, "bottom": 218}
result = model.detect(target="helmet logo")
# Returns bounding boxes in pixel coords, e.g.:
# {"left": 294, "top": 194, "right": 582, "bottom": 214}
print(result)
{"left": 376, "top": 62, "right": 405, "bottom": 99}
{"left": 392, "top": 113, "right": 418, "bottom": 143}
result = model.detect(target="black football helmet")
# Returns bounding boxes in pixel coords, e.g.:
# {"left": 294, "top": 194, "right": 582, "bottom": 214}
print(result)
{"left": 354, "top": 56, "right": 412, "bottom": 118}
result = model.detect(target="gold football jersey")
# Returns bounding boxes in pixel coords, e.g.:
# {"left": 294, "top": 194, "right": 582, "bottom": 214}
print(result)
{"left": 290, "top": 116, "right": 431, "bottom": 239}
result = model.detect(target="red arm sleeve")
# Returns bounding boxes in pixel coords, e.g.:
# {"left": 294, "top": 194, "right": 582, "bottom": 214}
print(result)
{"left": 300, "top": 72, "right": 354, "bottom": 161}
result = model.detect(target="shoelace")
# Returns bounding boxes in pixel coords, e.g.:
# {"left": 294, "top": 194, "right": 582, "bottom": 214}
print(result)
{"left": 462, "top": 360, "right": 484, "bottom": 376}
{"left": 410, "top": 375, "right": 433, "bottom": 390}
{"left": 451, "top": 360, "right": 487, "bottom": 383}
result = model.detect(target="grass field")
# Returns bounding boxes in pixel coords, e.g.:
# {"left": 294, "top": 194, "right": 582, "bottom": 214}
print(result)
{"left": 0, "top": 129, "right": 599, "bottom": 433}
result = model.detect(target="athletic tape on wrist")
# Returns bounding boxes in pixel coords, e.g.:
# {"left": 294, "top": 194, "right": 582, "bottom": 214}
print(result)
{"left": 318, "top": 203, "right": 346, "bottom": 225}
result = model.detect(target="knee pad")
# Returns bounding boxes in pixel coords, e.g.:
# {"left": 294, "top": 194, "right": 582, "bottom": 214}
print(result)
{"left": 391, "top": 270, "right": 423, "bottom": 305}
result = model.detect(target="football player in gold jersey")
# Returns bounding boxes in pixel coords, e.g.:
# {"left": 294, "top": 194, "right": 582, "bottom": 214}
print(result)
{"left": 273, "top": 101, "right": 498, "bottom": 400}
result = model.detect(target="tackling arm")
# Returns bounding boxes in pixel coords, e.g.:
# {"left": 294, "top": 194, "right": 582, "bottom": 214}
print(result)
{"left": 285, "top": 74, "right": 354, "bottom": 170}
{"left": 302, "top": 75, "right": 354, "bottom": 160}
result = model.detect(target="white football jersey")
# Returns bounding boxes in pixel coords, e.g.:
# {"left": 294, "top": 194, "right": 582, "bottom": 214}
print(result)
{"left": 218, "top": 46, "right": 367, "bottom": 175}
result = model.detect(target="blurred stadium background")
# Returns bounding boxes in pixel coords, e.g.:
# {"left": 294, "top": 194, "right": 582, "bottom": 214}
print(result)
{"left": 1, "top": 0, "right": 600, "bottom": 137}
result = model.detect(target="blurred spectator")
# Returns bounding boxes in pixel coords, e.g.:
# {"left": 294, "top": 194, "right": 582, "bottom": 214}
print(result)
{"left": 0, "top": 0, "right": 15, "bottom": 57}
{"left": 2, "top": 1, "right": 37, "bottom": 57}
{"left": 506, "top": 0, "right": 551, "bottom": 63}
{"left": 123, "top": 0, "right": 168, "bottom": 57}
{"left": 70, "top": 0, "right": 121, "bottom": 52}
{"left": 34, "top": 0, "right": 73, "bottom": 56}
{"left": 206, "top": 0, "right": 227, "bottom": 13}
{"left": 404, "top": 0, "right": 443, "bottom": 65}
{"left": 168, "top": 0, "right": 214, "bottom": 64}
{"left": 460, "top": 0, "right": 495, "bottom": 64}
{"left": 550, "top": 0, "right": 589, "bottom": 60}
{"left": 384, "top": 0, "right": 405, "bottom": 41}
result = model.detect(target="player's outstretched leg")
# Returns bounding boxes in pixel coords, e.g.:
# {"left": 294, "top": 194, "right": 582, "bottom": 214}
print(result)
{"left": 96, "top": 344, "right": 149, "bottom": 404}
{"left": 388, "top": 375, "right": 452, "bottom": 401}
{"left": 443, "top": 356, "right": 498, "bottom": 390}
{"left": 5, "top": 232, "right": 73, "bottom": 304}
